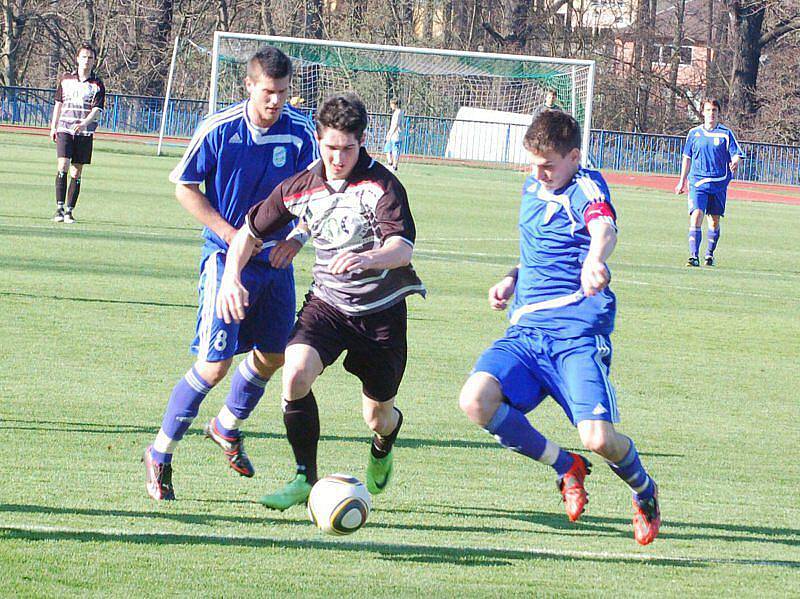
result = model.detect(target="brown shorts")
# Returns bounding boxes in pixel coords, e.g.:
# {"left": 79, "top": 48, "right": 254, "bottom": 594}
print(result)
{"left": 56, "top": 132, "right": 94, "bottom": 164}
{"left": 288, "top": 294, "right": 408, "bottom": 402}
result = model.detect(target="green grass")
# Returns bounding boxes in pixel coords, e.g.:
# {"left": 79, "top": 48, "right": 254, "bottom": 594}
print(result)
{"left": 1, "top": 131, "right": 799, "bottom": 597}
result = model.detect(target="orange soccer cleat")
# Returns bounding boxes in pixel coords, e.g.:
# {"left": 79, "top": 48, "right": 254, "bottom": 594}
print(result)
{"left": 557, "top": 453, "right": 592, "bottom": 522}
{"left": 632, "top": 485, "right": 661, "bottom": 545}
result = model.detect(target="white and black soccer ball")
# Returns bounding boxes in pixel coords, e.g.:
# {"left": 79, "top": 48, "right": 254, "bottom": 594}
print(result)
{"left": 307, "top": 474, "right": 372, "bottom": 535}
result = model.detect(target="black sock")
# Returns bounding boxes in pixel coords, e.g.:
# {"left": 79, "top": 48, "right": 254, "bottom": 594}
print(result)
{"left": 55, "top": 172, "right": 67, "bottom": 208}
{"left": 66, "top": 177, "right": 81, "bottom": 210}
{"left": 283, "top": 391, "right": 319, "bottom": 484}
{"left": 371, "top": 408, "right": 403, "bottom": 459}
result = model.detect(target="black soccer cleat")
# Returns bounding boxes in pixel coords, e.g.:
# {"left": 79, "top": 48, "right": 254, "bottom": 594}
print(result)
{"left": 686, "top": 256, "right": 700, "bottom": 267}
{"left": 53, "top": 208, "right": 65, "bottom": 223}
{"left": 143, "top": 445, "right": 176, "bottom": 500}
{"left": 204, "top": 418, "right": 255, "bottom": 478}
{"left": 703, "top": 255, "right": 714, "bottom": 267}
{"left": 63, "top": 210, "right": 75, "bottom": 224}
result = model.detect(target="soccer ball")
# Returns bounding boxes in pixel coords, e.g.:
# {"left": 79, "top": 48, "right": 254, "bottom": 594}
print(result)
{"left": 307, "top": 474, "right": 372, "bottom": 535}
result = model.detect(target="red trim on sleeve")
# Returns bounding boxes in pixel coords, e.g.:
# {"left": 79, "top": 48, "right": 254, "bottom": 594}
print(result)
{"left": 583, "top": 201, "right": 616, "bottom": 224}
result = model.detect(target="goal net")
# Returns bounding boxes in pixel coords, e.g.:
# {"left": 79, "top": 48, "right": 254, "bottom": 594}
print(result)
{"left": 207, "top": 33, "right": 596, "bottom": 165}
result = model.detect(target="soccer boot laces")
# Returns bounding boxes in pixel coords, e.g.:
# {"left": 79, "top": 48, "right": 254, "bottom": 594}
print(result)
{"left": 366, "top": 450, "right": 394, "bottom": 495}
{"left": 143, "top": 445, "right": 175, "bottom": 501}
{"left": 204, "top": 418, "right": 255, "bottom": 478}
{"left": 632, "top": 484, "right": 661, "bottom": 545}
{"left": 557, "top": 453, "right": 592, "bottom": 522}
{"left": 259, "top": 474, "right": 312, "bottom": 511}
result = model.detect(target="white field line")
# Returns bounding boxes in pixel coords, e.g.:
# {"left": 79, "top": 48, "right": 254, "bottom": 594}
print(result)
{"left": 0, "top": 522, "right": 796, "bottom": 569}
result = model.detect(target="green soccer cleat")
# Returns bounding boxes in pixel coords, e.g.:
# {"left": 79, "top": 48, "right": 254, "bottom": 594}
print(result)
{"left": 366, "top": 451, "right": 394, "bottom": 495}
{"left": 259, "top": 474, "right": 312, "bottom": 511}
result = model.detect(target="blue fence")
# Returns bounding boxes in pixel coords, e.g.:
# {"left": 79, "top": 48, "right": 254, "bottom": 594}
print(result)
{"left": 3, "top": 85, "right": 798, "bottom": 186}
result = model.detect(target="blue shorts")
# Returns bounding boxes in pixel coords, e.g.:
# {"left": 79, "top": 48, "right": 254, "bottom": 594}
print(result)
{"left": 473, "top": 327, "right": 619, "bottom": 426}
{"left": 689, "top": 184, "right": 727, "bottom": 216}
{"left": 384, "top": 139, "right": 401, "bottom": 155}
{"left": 191, "top": 251, "right": 296, "bottom": 362}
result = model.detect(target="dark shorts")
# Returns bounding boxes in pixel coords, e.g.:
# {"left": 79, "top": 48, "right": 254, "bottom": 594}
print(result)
{"left": 56, "top": 132, "right": 94, "bottom": 164}
{"left": 288, "top": 294, "right": 408, "bottom": 402}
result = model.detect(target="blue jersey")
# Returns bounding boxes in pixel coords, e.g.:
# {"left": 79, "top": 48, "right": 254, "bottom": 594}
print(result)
{"left": 509, "top": 168, "right": 617, "bottom": 339}
{"left": 170, "top": 101, "right": 319, "bottom": 263}
{"left": 682, "top": 124, "right": 743, "bottom": 192}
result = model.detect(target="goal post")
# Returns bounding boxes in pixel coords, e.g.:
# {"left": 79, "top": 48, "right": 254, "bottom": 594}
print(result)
{"left": 207, "top": 33, "right": 596, "bottom": 166}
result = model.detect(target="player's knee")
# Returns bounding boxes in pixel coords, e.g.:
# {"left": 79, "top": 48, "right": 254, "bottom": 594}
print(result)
{"left": 578, "top": 425, "right": 615, "bottom": 457}
{"left": 194, "top": 360, "right": 230, "bottom": 386}
{"left": 459, "top": 373, "right": 501, "bottom": 425}
{"left": 282, "top": 363, "right": 315, "bottom": 398}
{"left": 252, "top": 351, "right": 285, "bottom": 377}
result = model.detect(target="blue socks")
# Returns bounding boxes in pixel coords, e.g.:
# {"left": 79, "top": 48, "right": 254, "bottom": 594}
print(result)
{"left": 688, "top": 227, "right": 702, "bottom": 257}
{"left": 706, "top": 227, "right": 720, "bottom": 256}
{"left": 152, "top": 367, "right": 213, "bottom": 463}
{"left": 216, "top": 359, "right": 269, "bottom": 439}
{"left": 484, "top": 403, "right": 574, "bottom": 475}
{"left": 608, "top": 438, "right": 655, "bottom": 501}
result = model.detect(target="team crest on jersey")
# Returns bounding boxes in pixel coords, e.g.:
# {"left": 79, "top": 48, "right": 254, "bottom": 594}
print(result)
{"left": 273, "top": 146, "right": 287, "bottom": 167}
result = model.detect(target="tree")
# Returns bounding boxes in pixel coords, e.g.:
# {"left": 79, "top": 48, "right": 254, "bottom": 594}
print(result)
{"left": 725, "top": 0, "right": 800, "bottom": 120}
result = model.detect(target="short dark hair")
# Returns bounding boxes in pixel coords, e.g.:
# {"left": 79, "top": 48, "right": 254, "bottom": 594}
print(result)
{"left": 524, "top": 110, "right": 581, "bottom": 156}
{"left": 390, "top": 98, "right": 401, "bottom": 107}
{"left": 247, "top": 46, "right": 292, "bottom": 80}
{"left": 77, "top": 43, "right": 96, "bottom": 59}
{"left": 702, "top": 97, "right": 721, "bottom": 111}
{"left": 316, "top": 93, "right": 369, "bottom": 139}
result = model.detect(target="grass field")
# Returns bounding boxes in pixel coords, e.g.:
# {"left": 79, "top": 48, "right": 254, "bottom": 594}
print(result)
{"left": 1, "top": 130, "right": 799, "bottom": 597}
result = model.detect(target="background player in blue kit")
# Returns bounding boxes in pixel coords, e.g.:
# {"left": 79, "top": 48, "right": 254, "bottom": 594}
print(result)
{"left": 143, "top": 46, "right": 319, "bottom": 501}
{"left": 675, "top": 98, "right": 743, "bottom": 267}
{"left": 458, "top": 110, "right": 661, "bottom": 545}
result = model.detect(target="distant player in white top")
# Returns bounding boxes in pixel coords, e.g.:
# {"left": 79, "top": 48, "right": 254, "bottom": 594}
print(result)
{"left": 50, "top": 43, "right": 105, "bottom": 224}
{"left": 384, "top": 98, "right": 404, "bottom": 172}
{"left": 675, "top": 98, "right": 743, "bottom": 267}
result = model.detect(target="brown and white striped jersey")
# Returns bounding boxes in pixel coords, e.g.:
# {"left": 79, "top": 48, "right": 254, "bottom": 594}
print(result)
{"left": 54, "top": 71, "right": 105, "bottom": 136}
{"left": 247, "top": 148, "right": 426, "bottom": 316}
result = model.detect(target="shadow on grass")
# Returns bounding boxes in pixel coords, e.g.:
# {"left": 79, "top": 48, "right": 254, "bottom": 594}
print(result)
{"left": 407, "top": 503, "right": 800, "bottom": 548}
{"left": 0, "top": 256, "right": 193, "bottom": 281}
{"left": 0, "top": 223, "right": 198, "bottom": 246}
{"left": 1, "top": 517, "right": 798, "bottom": 568}
{"left": 0, "top": 291, "right": 195, "bottom": 310}
{"left": 0, "top": 417, "right": 685, "bottom": 458}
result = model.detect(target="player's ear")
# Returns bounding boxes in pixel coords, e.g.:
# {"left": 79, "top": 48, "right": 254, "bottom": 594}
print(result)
{"left": 570, "top": 147, "right": 581, "bottom": 164}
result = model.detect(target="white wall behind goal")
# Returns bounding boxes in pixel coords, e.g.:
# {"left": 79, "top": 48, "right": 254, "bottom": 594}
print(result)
{"left": 445, "top": 107, "right": 532, "bottom": 164}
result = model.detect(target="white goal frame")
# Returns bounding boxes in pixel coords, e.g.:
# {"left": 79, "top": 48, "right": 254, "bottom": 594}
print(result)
{"left": 207, "top": 33, "right": 596, "bottom": 165}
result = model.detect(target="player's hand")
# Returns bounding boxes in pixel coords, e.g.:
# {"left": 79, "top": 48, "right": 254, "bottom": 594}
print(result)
{"left": 488, "top": 276, "right": 516, "bottom": 310}
{"left": 581, "top": 257, "right": 610, "bottom": 297}
{"left": 72, "top": 122, "right": 86, "bottom": 135}
{"left": 50, "top": 128, "right": 57, "bottom": 142}
{"left": 270, "top": 239, "right": 302, "bottom": 269}
{"left": 216, "top": 275, "right": 249, "bottom": 324}
{"left": 729, "top": 160, "right": 740, "bottom": 173}
{"left": 674, "top": 180, "right": 686, "bottom": 194}
{"left": 330, "top": 250, "right": 374, "bottom": 275}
